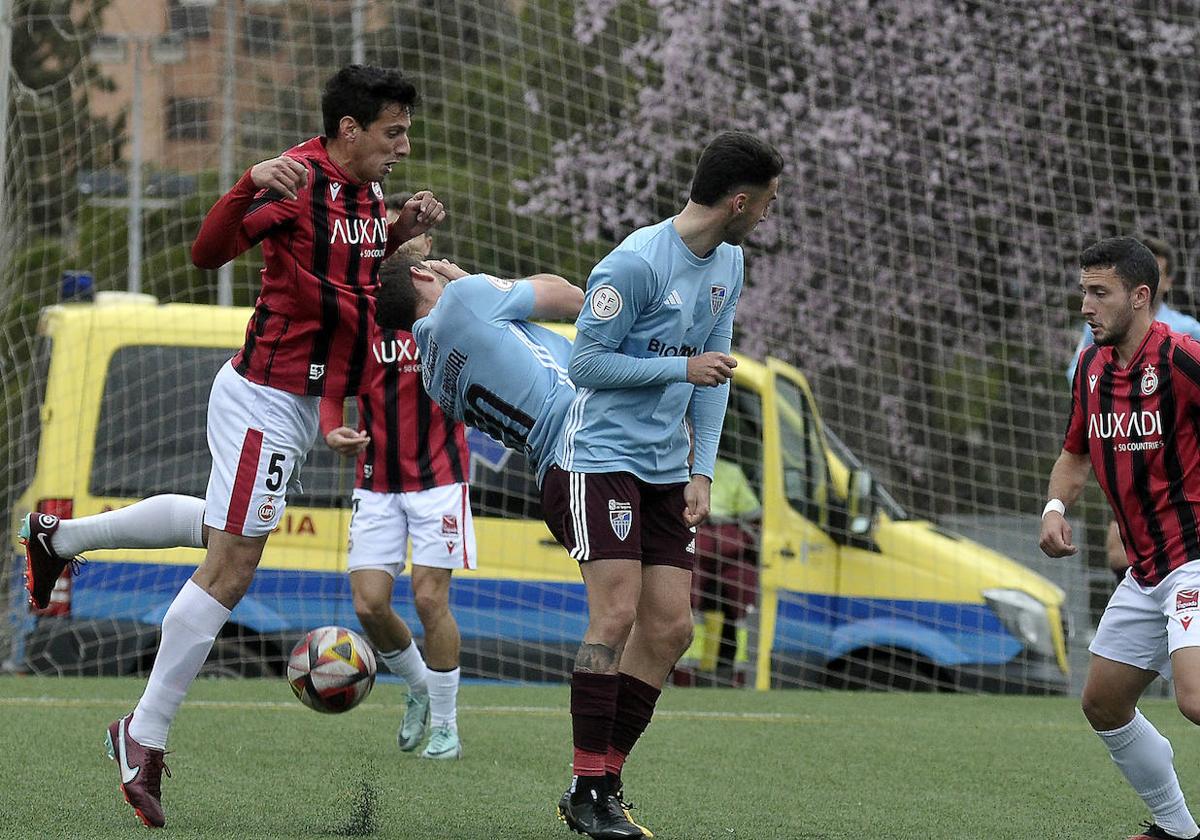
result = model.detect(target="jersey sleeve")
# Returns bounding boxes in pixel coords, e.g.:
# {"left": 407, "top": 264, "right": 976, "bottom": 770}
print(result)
{"left": 1062, "top": 359, "right": 1088, "bottom": 455}
{"left": 574, "top": 250, "right": 656, "bottom": 348}
{"left": 1172, "top": 337, "right": 1200, "bottom": 413}
{"left": 442, "top": 274, "right": 537, "bottom": 325}
{"left": 239, "top": 158, "right": 306, "bottom": 243}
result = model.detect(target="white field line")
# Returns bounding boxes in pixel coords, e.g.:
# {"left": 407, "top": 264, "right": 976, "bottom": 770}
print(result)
{"left": 0, "top": 695, "right": 827, "bottom": 723}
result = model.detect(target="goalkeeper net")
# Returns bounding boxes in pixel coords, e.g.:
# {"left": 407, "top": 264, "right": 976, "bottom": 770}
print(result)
{"left": 4, "top": 0, "right": 1199, "bottom": 694}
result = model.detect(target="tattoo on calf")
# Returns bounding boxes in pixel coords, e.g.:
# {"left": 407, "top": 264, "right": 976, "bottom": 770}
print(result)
{"left": 574, "top": 642, "right": 619, "bottom": 674}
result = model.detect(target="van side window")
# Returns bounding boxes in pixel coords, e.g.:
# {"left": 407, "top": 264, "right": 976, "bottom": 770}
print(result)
{"left": 776, "top": 377, "right": 828, "bottom": 525}
{"left": 90, "top": 346, "right": 353, "bottom": 507}
{"left": 718, "top": 385, "right": 762, "bottom": 499}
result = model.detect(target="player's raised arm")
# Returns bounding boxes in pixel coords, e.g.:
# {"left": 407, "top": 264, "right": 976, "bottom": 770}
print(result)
{"left": 191, "top": 155, "right": 307, "bottom": 269}
{"left": 526, "top": 274, "right": 583, "bottom": 321}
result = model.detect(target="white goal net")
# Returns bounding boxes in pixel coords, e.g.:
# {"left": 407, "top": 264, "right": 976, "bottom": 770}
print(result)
{"left": 5, "top": 0, "right": 1200, "bottom": 694}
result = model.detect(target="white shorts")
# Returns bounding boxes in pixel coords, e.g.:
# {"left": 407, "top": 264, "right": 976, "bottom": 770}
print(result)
{"left": 347, "top": 484, "right": 477, "bottom": 576}
{"left": 203, "top": 362, "right": 319, "bottom": 538}
{"left": 1089, "top": 559, "right": 1200, "bottom": 679}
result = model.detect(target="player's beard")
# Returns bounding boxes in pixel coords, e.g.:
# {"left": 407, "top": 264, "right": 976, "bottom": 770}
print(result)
{"left": 1092, "top": 304, "right": 1134, "bottom": 347}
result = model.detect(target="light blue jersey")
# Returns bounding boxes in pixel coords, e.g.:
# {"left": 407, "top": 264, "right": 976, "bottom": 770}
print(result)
{"left": 558, "top": 217, "right": 744, "bottom": 484}
{"left": 412, "top": 274, "right": 575, "bottom": 484}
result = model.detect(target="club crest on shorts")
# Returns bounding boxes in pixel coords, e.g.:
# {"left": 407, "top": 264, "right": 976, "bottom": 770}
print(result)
{"left": 1142, "top": 364, "right": 1158, "bottom": 396}
{"left": 608, "top": 499, "right": 633, "bottom": 542}
{"left": 258, "top": 496, "right": 277, "bottom": 523}
{"left": 1177, "top": 589, "right": 1199, "bottom": 612}
{"left": 710, "top": 285, "right": 728, "bottom": 315}
{"left": 441, "top": 514, "right": 458, "bottom": 536}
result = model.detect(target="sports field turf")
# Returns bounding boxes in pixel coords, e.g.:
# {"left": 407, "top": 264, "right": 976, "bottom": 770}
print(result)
{"left": 0, "top": 676, "right": 1193, "bottom": 839}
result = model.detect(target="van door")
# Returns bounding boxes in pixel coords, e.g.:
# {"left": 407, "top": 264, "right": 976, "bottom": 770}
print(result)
{"left": 756, "top": 359, "right": 840, "bottom": 687}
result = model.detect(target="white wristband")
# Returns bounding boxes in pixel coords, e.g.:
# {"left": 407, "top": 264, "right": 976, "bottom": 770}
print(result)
{"left": 1042, "top": 499, "right": 1066, "bottom": 519}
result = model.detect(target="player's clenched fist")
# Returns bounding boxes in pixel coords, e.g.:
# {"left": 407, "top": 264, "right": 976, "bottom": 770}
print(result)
{"left": 249, "top": 155, "right": 309, "bottom": 200}
{"left": 1038, "top": 512, "right": 1077, "bottom": 557}
{"left": 394, "top": 189, "right": 446, "bottom": 241}
{"left": 686, "top": 352, "right": 737, "bottom": 386}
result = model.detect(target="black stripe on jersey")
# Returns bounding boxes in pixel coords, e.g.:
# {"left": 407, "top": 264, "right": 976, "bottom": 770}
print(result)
{"left": 342, "top": 183, "right": 371, "bottom": 396}
{"left": 441, "top": 412, "right": 467, "bottom": 484}
{"left": 359, "top": 393, "right": 377, "bottom": 489}
{"left": 1126, "top": 351, "right": 1172, "bottom": 577}
{"left": 236, "top": 303, "right": 271, "bottom": 376}
{"left": 1173, "top": 342, "right": 1200, "bottom": 391}
{"left": 246, "top": 190, "right": 296, "bottom": 245}
{"left": 415, "top": 382, "right": 436, "bottom": 489}
{"left": 1068, "top": 345, "right": 1101, "bottom": 443}
{"left": 1097, "top": 362, "right": 1139, "bottom": 564}
{"left": 1157, "top": 340, "right": 1200, "bottom": 577}
{"left": 383, "top": 329, "right": 403, "bottom": 489}
{"left": 307, "top": 166, "right": 338, "bottom": 396}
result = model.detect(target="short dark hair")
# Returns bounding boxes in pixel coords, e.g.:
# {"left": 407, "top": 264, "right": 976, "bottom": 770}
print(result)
{"left": 322, "top": 65, "right": 420, "bottom": 138}
{"left": 375, "top": 253, "right": 425, "bottom": 333}
{"left": 1139, "top": 235, "right": 1173, "bottom": 276}
{"left": 1079, "top": 236, "right": 1160, "bottom": 300}
{"left": 384, "top": 192, "right": 412, "bottom": 213}
{"left": 689, "top": 131, "right": 784, "bottom": 206}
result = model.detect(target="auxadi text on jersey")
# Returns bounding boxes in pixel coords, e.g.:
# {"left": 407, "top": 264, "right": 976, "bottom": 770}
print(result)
{"left": 1089, "top": 412, "right": 1161, "bottom": 448}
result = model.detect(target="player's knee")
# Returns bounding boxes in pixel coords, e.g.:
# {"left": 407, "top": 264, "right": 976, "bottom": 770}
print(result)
{"left": 665, "top": 615, "right": 694, "bottom": 659}
{"left": 413, "top": 588, "right": 449, "bottom": 624}
{"left": 1176, "top": 693, "right": 1200, "bottom": 726}
{"left": 351, "top": 588, "right": 391, "bottom": 625}
{"left": 1081, "top": 689, "right": 1131, "bottom": 731}
{"left": 592, "top": 605, "right": 638, "bottom": 644}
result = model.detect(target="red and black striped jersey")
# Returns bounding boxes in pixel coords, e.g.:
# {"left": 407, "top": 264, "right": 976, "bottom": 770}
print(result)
{"left": 197, "top": 137, "right": 399, "bottom": 399}
{"left": 321, "top": 323, "right": 469, "bottom": 493}
{"left": 1064, "top": 321, "right": 1200, "bottom": 585}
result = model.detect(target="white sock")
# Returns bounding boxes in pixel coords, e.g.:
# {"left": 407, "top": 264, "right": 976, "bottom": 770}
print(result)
{"left": 378, "top": 641, "right": 428, "bottom": 696}
{"left": 427, "top": 666, "right": 460, "bottom": 731}
{"left": 129, "top": 579, "right": 230, "bottom": 749}
{"left": 1098, "top": 709, "right": 1199, "bottom": 838}
{"left": 54, "top": 494, "right": 206, "bottom": 558}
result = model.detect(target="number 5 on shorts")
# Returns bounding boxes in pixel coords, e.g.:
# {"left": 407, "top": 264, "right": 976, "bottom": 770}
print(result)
{"left": 265, "top": 452, "right": 286, "bottom": 492}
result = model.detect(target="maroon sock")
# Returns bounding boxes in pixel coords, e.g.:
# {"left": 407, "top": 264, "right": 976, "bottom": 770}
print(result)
{"left": 571, "top": 672, "right": 620, "bottom": 778}
{"left": 606, "top": 672, "right": 661, "bottom": 775}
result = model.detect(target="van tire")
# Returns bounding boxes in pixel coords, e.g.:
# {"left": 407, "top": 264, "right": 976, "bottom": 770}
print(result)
{"left": 825, "top": 646, "right": 950, "bottom": 692}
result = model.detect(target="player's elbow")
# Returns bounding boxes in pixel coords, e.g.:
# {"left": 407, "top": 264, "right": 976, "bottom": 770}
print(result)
{"left": 567, "top": 353, "right": 600, "bottom": 388}
{"left": 190, "top": 241, "right": 223, "bottom": 270}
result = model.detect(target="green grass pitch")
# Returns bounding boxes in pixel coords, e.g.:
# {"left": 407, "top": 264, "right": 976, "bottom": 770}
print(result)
{"left": 0, "top": 676, "right": 1194, "bottom": 839}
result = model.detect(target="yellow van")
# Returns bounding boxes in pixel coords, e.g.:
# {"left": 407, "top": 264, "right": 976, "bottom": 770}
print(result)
{"left": 11, "top": 298, "right": 1067, "bottom": 692}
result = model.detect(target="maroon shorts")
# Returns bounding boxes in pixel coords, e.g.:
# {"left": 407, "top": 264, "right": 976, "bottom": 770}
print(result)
{"left": 540, "top": 466, "right": 695, "bottom": 569}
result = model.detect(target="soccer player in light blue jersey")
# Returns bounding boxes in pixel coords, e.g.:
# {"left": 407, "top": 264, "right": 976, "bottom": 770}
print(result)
{"left": 545, "top": 131, "right": 783, "bottom": 840}
{"left": 372, "top": 253, "right": 584, "bottom": 485}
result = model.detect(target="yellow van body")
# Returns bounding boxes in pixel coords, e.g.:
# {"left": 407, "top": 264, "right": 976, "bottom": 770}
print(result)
{"left": 14, "top": 301, "right": 1067, "bottom": 691}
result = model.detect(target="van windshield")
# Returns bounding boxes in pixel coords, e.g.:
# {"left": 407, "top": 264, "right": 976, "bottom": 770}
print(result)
{"left": 90, "top": 346, "right": 354, "bottom": 507}
{"left": 823, "top": 428, "right": 909, "bottom": 521}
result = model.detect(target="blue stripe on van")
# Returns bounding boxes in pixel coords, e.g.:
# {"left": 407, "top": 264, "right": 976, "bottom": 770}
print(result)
{"left": 64, "top": 562, "right": 1021, "bottom": 665}
{"left": 772, "top": 591, "right": 1021, "bottom": 665}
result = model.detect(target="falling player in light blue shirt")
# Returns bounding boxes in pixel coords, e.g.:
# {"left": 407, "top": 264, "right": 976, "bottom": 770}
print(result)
{"left": 372, "top": 253, "right": 583, "bottom": 486}
{"left": 545, "top": 131, "right": 783, "bottom": 839}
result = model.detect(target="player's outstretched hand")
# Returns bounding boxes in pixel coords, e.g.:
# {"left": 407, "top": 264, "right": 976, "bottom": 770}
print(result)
{"left": 1038, "top": 512, "right": 1077, "bottom": 557}
{"left": 686, "top": 352, "right": 737, "bottom": 387}
{"left": 249, "top": 155, "right": 308, "bottom": 200}
{"left": 684, "top": 475, "right": 712, "bottom": 527}
{"left": 325, "top": 426, "right": 370, "bottom": 458}
{"left": 424, "top": 259, "right": 469, "bottom": 282}
{"left": 394, "top": 190, "right": 446, "bottom": 240}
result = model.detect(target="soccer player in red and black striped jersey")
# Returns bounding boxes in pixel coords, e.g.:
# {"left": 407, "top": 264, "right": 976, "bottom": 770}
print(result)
{"left": 77, "top": 65, "right": 447, "bottom": 829}
{"left": 1041, "top": 236, "right": 1200, "bottom": 840}
{"left": 318, "top": 246, "right": 473, "bottom": 760}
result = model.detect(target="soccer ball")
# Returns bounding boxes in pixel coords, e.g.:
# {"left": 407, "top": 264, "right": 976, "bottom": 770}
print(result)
{"left": 287, "top": 626, "right": 377, "bottom": 714}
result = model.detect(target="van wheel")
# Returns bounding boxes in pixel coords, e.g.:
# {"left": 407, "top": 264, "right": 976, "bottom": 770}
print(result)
{"left": 197, "top": 638, "right": 269, "bottom": 679}
{"left": 825, "top": 647, "right": 950, "bottom": 692}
